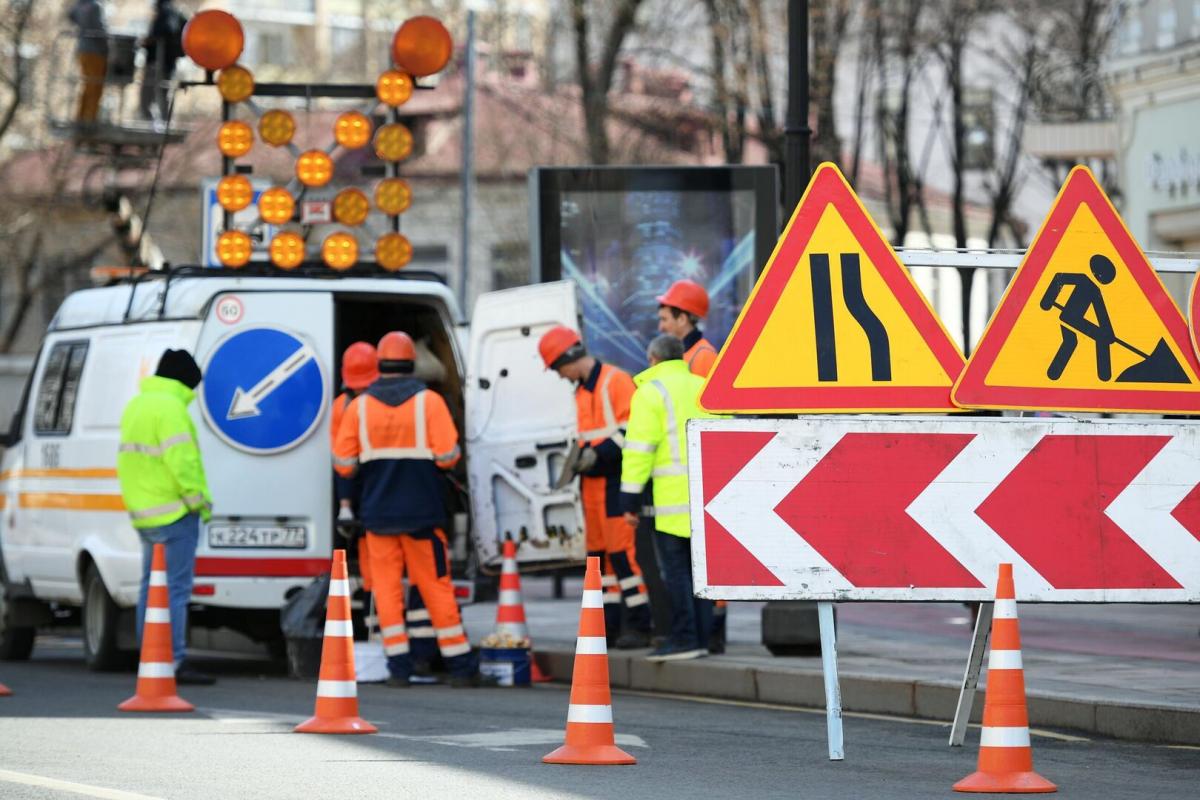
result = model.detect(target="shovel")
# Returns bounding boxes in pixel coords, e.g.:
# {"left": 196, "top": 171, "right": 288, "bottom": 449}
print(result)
{"left": 1051, "top": 302, "right": 1189, "bottom": 384}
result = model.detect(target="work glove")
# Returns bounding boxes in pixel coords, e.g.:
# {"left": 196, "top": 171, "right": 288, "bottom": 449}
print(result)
{"left": 336, "top": 506, "right": 361, "bottom": 541}
{"left": 576, "top": 446, "right": 597, "bottom": 473}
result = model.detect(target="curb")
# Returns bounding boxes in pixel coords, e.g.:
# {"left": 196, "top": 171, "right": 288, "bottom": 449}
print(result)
{"left": 537, "top": 647, "right": 1200, "bottom": 746}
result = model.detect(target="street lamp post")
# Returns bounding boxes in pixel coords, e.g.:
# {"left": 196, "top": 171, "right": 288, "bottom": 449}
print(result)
{"left": 784, "top": 0, "right": 812, "bottom": 213}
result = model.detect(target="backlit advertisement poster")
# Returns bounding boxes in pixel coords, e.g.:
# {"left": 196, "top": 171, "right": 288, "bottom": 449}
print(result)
{"left": 532, "top": 167, "right": 779, "bottom": 375}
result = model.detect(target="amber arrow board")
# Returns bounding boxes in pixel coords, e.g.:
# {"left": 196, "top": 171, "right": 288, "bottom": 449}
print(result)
{"left": 687, "top": 417, "right": 1200, "bottom": 602}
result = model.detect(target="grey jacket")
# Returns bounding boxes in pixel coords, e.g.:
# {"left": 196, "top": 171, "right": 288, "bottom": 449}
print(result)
{"left": 68, "top": 0, "right": 107, "bottom": 55}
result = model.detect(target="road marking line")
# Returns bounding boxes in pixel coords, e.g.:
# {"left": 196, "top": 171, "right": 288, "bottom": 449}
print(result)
{"left": 0, "top": 769, "right": 164, "bottom": 800}
{"left": 611, "top": 688, "right": 1089, "bottom": 742}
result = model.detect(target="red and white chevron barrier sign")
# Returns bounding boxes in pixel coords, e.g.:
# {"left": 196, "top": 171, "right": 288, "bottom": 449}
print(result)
{"left": 688, "top": 418, "right": 1200, "bottom": 602}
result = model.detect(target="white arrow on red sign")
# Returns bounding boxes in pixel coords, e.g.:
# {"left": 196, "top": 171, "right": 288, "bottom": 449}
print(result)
{"left": 688, "top": 418, "right": 1200, "bottom": 602}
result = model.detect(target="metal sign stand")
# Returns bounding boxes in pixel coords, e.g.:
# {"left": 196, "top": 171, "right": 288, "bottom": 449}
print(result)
{"left": 949, "top": 601, "right": 994, "bottom": 747}
{"left": 817, "top": 601, "right": 844, "bottom": 760}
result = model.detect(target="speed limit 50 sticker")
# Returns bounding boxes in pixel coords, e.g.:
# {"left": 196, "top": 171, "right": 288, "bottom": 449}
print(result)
{"left": 215, "top": 295, "right": 245, "bottom": 325}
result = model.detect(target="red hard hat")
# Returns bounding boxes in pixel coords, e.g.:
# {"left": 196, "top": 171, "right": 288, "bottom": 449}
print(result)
{"left": 377, "top": 331, "right": 416, "bottom": 362}
{"left": 341, "top": 342, "right": 379, "bottom": 390}
{"left": 538, "top": 325, "right": 582, "bottom": 369}
{"left": 657, "top": 279, "right": 709, "bottom": 318}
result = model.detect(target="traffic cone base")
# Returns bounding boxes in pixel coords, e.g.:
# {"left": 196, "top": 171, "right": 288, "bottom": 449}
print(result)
{"left": 543, "top": 743, "right": 636, "bottom": 766}
{"left": 120, "top": 543, "right": 193, "bottom": 713}
{"left": 954, "top": 771, "right": 1057, "bottom": 794}
{"left": 295, "top": 714, "right": 377, "bottom": 735}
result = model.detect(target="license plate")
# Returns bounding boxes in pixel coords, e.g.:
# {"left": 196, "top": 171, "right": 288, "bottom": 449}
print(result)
{"left": 208, "top": 524, "right": 307, "bottom": 549}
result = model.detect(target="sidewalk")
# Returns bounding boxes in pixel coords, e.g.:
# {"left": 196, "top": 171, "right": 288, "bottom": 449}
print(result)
{"left": 462, "top": 577, "right": 1200, "bottom": 745}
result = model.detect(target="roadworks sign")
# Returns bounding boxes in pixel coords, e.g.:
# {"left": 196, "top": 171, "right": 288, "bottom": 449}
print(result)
{"left": 954, "top": 166, "right": 1200, "bottom": 414}
{"left": 700, "top": 162, "right": 965, "bottom": 413}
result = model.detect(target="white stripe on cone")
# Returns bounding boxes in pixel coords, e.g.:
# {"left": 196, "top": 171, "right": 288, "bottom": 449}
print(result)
{"left": 581, "top": 590, "right": 603, "bottom": 608}
{"left": 987, "top": 649, "right": 1023, "bottom": 670}
{"left": 575, "top": 636, "right": 607, "bottom": 655}
{"left": 316, "top": 680, "right": 358, "bottom": 698}
{"left": 324, "top": 619, "right": 353, "bottom": 638}
{"left": 329, "top": 580, "right": 350, "bottom": 597}
{"left": 993, "top": 599, "right": 1018, "bottom": 619}
{"left": 137, "top": 662, "right": 175, "bottom": 679}
{"left": 502, "top": 560, "right": 518, "bottom": 574}
{"left": 144, "top": 608, "right": 171, "bottom": 624}
{"left": 567, "top": 704, "right": 613, "bottom": 724}
{"left": 498, "top": 590, "right": 523, "bottom": 606}
{"left": 979, "top": 726, "right": 1032, "bottom": 748}
{"left": 149, "top": 571, "right": 168, "bottom": 587}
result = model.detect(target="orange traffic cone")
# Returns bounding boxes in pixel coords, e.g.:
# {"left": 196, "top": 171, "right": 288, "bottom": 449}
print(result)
{"left": 295, "top": 549, "right": 377, "bottom": 734}
{"left": 495, "top": 537, "right": 551, "bottom": 683}
{"left": 0, "top": 680, "right": 11, "bottom": 696}
{"left": 954, "top": 563, "right": 1055, "bottom": 794}
{"left": 543, "top": 556, "right": 635, "bottom": 765}
{"left": 119, "top": 543, "right": 194, "bottom": 712}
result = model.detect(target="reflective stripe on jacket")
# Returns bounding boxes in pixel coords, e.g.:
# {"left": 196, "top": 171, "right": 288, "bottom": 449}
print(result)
{"left": 619, "top": 359, "right": 715, "bottom": 537}
{"left": 333, "top": 378, "right": 460, "bottom": 534}
{"left": 116, "top": 375, "right": 211, "bottom": 529}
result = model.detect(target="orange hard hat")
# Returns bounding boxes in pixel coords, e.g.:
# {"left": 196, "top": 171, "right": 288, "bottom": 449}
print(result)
{"left": 538, "top": 325, "right": 583, "bottom": 370}
{"left": 377, "top": 331, "right": 416, "bottom": 362}
{"left": 341, "top": 342, "right": 379, "bottom": 390}
{"left": 657, "top": 279, "right": 709, "bottom": 318}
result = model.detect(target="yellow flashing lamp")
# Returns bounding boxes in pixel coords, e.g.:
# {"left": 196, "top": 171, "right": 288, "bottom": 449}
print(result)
{"left": 376, "top": 233, "right": 413, "bottom": 272}
{"left": 374, "top": 177, "right": 412, "bottom": 215}
{"left": 269, "top": 232, "right": 305, "bottom": 270}
{"left": 216, "top": 175, "right": 253, "bottom": 212}
{"left": 296, "top": 150, "right": 334, "bottom": 187}
{"left": 259, "top": 109, "right": 296, "bottom": 147}
{"left": 217, "top": 230, "right": 252, "bottom": 268}
{"left": 333, "top": 188, "right": 370, "bottom": 226}
{"left": 376, "top": 70, "right": 414, "bottom": 107}
{"left": 322, "top": 232, "right": 358, "bottom": 271}
{"left": 183, "top": 10, "right": 245, "bottom": 72}
{"left": 392, "top": 16, "right": 453, "bottom": 77}
{"left": 217, "top": 120, "right": 253, "bottom": 158}
{"left": 258, "top": 187, "right": 295, "bottom": 225}
{"left": 217, "top": 65, "right": 254, "bottom": 103}
{"left": 373, "top": 123, "right": 413, "bottom": 162}
{"left": 334, "top": 111, "right": 372, "bottom": 149}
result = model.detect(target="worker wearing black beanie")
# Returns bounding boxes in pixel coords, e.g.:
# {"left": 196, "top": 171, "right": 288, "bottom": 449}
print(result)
{"left": 155, "top": 349, "right": 202, "bottom": 389}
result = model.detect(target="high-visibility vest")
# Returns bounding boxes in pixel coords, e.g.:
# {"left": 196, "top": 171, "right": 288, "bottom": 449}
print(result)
{"left": 576, "top": 362, "right": 634, "bottom": 448}
{"left": 620, "top": 359, "right": 715, "bottom": 537}
{"left": 684, "top": 336, "right": 717, "bottom": 377}
{"left": 116, "top": 375, "right": 212, "bottom": 530}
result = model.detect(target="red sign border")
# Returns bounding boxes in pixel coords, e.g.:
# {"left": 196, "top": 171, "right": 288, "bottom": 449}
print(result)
{"left": 952, "top": 167, "right": 1200, "bottom": 414}
{"left": 700, "top": 163, "right": 966, "bottom": 413}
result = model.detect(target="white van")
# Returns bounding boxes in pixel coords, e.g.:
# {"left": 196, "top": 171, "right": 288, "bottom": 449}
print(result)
{"left": 0, "top": 269, "right": 585, "bottom": 668}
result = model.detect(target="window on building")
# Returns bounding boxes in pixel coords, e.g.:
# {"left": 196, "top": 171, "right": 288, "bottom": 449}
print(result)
{"left": 1158, "top": 6, "right": 1177, "bottom": 48}
{"left": 1121, "top": 11, "right": 1144, "bottom": 54}
{"left": 33, "top": 341, "right": 88, "bottom": 435}
{"left": 257, "top": 31, "right": 288, "bottom": 66}
{"left": 1193, "top": 0, "right": 1200, "bottom": 36}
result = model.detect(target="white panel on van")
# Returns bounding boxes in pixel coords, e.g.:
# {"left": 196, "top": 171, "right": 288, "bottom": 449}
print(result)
{"left": 466, "top": 280, "right": 585, "bottom": 570}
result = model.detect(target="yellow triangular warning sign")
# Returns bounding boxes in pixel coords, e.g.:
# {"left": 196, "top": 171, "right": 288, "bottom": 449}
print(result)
{"left": 954, "top": 166, "right": 1200, "bottom": 414}
{"left": 700, "top": 162, "right": 965, "bottom": 413}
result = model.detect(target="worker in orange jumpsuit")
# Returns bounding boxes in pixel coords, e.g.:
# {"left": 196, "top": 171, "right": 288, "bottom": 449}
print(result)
{"left": 334, "top": 331, "right": 490, "bottom": 686}
{"left": 657, "top": 279, "right": 727, "bottom": 653}
{"left": 539, "top": 326, "right": 653, "bottom": 649}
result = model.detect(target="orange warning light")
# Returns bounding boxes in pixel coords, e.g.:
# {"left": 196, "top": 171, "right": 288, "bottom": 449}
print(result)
{"left": 374, "top": 178, "right": 412, "bottom": 215}
{"left": 376, "top": 233, "right": 413, "bottom": 272}
{"left": 334, "top": 111, "right": 372, "bottom": 150}
{"left": 270, "top": 232, "right": 305, "bottom": 270}
{"left": 217, "top": 230, "right": 252, "bottom": 268}
{"left": 258, "top": 187, "right": 295, "bottom": 225}
{"left": 322, "top": 232, "right": 359, "bottom": 271}
{"left": 216, "top": 175, "right": 253, "bottom": 212}
{"left": 296, "top": 150, "right": 334, "bottom": 187}
{"left": 392, "top": 16, "right": 453, "bottom": 77}
{"left": 217, "top": 120, "right": 253, "bottom": 158}
{"left": 259, "top": 109, "right": 295, "bottom": 147}
{"left": 217, "top": 65, "right": 254, "bottom": 103}
{"left": 373, "top": 124, "right": 413, "bottom": 162}
{"left": 376, "top": 70, "right": 414, "bottom": 107}
{"left": 333, "top": 188, "right": 370, "bottom": 226}
{"left": 183, "top": 10, "right": 245, "bottom": 72}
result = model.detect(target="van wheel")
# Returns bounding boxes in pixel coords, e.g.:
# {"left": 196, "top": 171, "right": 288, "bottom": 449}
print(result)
{"left": 0, "top": 583, "right": 35, "bottom": 661}
{"left": 82, "top": 565, "right": 128, "bottom": 671}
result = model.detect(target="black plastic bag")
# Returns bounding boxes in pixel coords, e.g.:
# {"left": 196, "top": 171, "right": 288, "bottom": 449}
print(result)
{"left": 280, "top": 573, "right": 330, "bottom": 639}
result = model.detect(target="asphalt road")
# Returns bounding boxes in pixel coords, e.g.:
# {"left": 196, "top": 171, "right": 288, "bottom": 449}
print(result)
{"left": 0, "top": 642, "right": 1196, "bottom": 800}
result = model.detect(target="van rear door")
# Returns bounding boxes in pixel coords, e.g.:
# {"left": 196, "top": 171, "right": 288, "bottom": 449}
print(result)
{"left": 465, "top": 281, "right": 585, "bottom": 570}
{"left": 192, "top": 291, "right": 334, "bottom": 586}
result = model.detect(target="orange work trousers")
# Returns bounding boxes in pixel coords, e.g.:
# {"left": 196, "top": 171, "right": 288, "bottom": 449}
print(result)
{"left": 581, "top": 475, "right": 650, "bottom": 630}
{"left": 78, "top": 53, "right": 106, "bottom": 123}
{"left": 365, "top": 530, "right": 470, "bottom": 668}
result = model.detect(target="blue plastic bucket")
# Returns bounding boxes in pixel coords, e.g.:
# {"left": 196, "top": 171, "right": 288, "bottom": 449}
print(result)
{"left": 479, "top": 647, "right": 531, "bottom": 687}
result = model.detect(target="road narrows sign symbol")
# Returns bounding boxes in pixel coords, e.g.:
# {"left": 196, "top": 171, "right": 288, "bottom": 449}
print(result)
{"left": 953, "top": 166, "right": 1200, "bottom": 414}
{"left": 699, "top": 162, "right": 966, "bottom": 413}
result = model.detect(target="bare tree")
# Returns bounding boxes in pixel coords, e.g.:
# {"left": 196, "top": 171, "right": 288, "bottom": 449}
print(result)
{"left": 571, "top": 0, "right": 647, "bottom": 163}
{"left": 809, "top": 0, "right": 852, "bottom": 168}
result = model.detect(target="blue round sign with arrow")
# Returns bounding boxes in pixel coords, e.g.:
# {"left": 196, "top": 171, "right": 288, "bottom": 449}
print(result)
{"left": 200, "top": 327, "right": 328, "bottom": 454}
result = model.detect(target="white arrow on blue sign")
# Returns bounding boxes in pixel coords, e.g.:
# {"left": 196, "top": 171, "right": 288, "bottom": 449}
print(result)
{"left": 200, "top": 327, "right": 328, "bottom": 454}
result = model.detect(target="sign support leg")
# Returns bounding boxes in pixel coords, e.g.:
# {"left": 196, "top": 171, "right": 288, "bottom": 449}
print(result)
{"left": 817, "top": 601, "right": 844, "bottom": 761}
{"left": 950, "top": 601, "right": 993, "bottom": 747}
